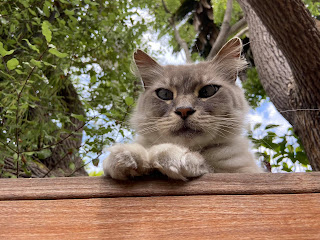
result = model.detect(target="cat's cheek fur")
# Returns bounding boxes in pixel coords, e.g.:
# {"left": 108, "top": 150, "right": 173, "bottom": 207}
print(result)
{"left": 149, "top": 143, "right": 210, "bottom": 181}
{"left": 103, "top": 143, "right": 150, "bottom": 180}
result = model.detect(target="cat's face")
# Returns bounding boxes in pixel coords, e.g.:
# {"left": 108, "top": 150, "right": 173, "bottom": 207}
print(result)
{"left": 131, "top": 38, "right": 249, "bottom": 147}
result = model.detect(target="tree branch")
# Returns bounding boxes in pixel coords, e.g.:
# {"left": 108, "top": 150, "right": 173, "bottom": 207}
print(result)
{"left": 207, "top": 0, "right": 233, "bottom": 59}
{"left": 234, "top": 26, "right": 249, "bottom": 38}
{"left": 162, "top": 0, "right": 192, "bottom": 63}
{"left": 161, "top": 0, "right": 171, "bottom": 14}
{"left": 228, "top": 17, "right": 247, "bottom": 37}
{"left": 14, "top": 44, "right": 49, "bottom": 177}
{"left": 21, "top": 115, "right": 98, "bottom": 154}
{"left": 171, "top": 20, "right": 192, "bottom": 63}
{"left": 0, "top": 140, "right": 17, "bottom": 153}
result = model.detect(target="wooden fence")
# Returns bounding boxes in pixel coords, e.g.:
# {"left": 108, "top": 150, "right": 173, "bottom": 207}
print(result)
{"left": 1, "top": 172, "right": 320, "bottom": 239}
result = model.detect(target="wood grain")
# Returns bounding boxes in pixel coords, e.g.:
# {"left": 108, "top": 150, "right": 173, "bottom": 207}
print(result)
{"left": 1, "top": 173, "right": 320, "bottom": 200}
{"left": 1, "top": 194, "right": 319, "bottom": 240}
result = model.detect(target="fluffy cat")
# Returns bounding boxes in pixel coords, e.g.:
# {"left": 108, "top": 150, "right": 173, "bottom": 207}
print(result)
{"left": 103, "top": 37, "right": 263, "bottom": 180}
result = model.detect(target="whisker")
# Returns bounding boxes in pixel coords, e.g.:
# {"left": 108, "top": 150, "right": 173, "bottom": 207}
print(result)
{"left": 205, "top": 126, "right": 228, "bottom": 139}
{"left": 205, "top": 125, "right": 237, "bottom": 137}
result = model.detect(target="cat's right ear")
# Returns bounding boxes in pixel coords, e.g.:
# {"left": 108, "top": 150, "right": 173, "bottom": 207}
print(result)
{"left": 133, "top": 50, "right": 164, "bottom": 89}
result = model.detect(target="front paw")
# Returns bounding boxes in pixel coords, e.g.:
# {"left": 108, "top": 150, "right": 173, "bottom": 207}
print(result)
{"left": 103, "top": 143, "right": 150, "bottom": 180}
{"left": 149, "top": 144, "right": 209, "bottom": 181}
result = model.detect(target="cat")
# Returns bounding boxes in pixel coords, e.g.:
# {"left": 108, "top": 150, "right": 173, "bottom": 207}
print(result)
{"left": 103, "top": 37, "right": 263, "bottom": 180}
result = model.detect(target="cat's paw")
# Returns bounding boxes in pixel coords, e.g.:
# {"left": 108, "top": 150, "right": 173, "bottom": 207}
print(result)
{"left": 103, "top": 143, "right": 150, "bottom": 180}
{"left": 149, "top": 144, "right": 209, "bottom": 181}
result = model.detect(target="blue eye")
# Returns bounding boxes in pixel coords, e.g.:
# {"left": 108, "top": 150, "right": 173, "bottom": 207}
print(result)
{"left": 198, "top": 85, "right": 220, "bottom": 98}
{"left": 156, "top": 88, "right": 173, "bottom": 100}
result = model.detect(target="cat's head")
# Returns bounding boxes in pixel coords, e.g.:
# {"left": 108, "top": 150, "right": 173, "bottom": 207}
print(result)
{"left": 130, "top": 38, "right": 249, "bottom": 147}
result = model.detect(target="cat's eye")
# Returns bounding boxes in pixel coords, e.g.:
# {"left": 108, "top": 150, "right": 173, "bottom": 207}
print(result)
{"left": 198, "top": 85, "right": 220, "bottom": 98}
{"left": 156, "top": 88, "right": 173, "bottom": 100}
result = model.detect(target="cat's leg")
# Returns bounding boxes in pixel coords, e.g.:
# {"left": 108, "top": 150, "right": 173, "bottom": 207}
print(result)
{"left": 149, "top": 143, "right": 209, "bottom": 181}
{"left": 103, "top": 143, "right": 150, "bottom": 180}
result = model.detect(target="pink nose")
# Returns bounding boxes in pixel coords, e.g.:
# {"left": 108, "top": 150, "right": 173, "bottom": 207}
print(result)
{"left": 174, "top": 107, "right": 196, "bottom": 120}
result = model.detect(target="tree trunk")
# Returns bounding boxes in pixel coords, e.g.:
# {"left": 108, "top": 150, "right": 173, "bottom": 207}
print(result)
{"left": 237, "top": 0, "right": 320, "bottom": 170}
{"left": 1, "top": 83, "right": 87, "bottom": 178}
{"left": 44, "top": 83, "right": 87, "bottom": 177}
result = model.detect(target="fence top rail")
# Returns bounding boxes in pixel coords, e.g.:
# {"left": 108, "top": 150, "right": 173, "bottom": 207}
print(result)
{"left": 0, "top": 172, "right": 319, "bottom": 201}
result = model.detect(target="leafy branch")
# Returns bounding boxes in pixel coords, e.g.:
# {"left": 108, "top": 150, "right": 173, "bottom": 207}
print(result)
{"left": 15, "top": 45, "right": 49, "bottom": 177}
{"left": 161, "top": 0, "right": 192, "bottom": 63}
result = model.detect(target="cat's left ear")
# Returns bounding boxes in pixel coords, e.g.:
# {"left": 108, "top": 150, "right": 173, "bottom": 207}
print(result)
{"left": 133, "top": 50, "right": 164, "bottom": 89}
{"left": 210, "top": 37, "right": 247, "bottom": 82}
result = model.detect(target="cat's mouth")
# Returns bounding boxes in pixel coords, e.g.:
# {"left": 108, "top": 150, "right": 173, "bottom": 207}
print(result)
{"left": 171, "top": 125, "right": 202, "bottom": 137}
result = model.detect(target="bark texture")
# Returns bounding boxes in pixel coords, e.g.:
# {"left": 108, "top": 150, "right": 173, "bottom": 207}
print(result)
{"left": 237, "top": 0, "right": 320, "bottom": 170}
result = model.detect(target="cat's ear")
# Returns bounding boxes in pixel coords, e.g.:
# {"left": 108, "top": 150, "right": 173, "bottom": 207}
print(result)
{"left": 215, "top": 37, "right": 242, "bottom": 60}
{"left": 210, "top": 37, "right": 247, "bottom": 82}
{"left": 133, "top": 50, "right": 164, "bottom": 89}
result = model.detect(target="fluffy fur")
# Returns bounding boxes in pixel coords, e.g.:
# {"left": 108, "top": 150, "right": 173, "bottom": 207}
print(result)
{"left": 103, "top": 38, "right": 263, "bottom": 180}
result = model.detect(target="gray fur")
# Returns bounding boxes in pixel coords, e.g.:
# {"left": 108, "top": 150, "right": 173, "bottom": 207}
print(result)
{"left": 103, "top": 38, "right": 263, "bottom": 180}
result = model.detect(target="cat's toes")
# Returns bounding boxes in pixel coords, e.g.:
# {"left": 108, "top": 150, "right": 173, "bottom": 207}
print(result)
{"left": 183, "top": 152, "right": 210, "bottom": 176}
{"left": 153, "top": 161, "right": 188, "bottom": 181}
{"left": 103, "top": 144, "right": 149, "bottom": 180}
{"left": 105, "top": 151, "right": 138, "bottom": 180}
{"left": 150, "top": 145, "right": 209, "bottom": 181}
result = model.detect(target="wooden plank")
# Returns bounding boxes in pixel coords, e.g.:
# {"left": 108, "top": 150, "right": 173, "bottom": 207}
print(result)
{"left": 1, "top": 194, "right": 319, "bottom": 240}
{"left": 1, "top": 172, "right": 320, "bottom": 200}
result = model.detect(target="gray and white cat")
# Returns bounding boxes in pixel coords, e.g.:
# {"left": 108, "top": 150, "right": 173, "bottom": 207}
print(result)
{"left": 103, "top": 37, "right": 263, "bottom": 180}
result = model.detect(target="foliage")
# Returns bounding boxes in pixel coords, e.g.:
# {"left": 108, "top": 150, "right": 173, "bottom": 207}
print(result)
{"left": 248, "top": 124, "right": 311, "bottom": 172}
{"left": 212, "top": 0, "right": 243, "bottom": 25}
{"left": 88, "top": 170, "right": 103, "bottom": 176}
{"left": 303, "top": 0, "right": 320, "bottom": 16}
{"left": 242, "top": 67, "right": 267, "bottom": 109}
{"left": 0, "top": 0, "right": 150, "bottom": 177}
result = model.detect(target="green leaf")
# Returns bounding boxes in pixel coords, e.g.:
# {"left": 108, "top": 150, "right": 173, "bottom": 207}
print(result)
{"left": 64, "top": 9, "right": 75, "bottom": 16}
{"left": 37, "top": 149, "right": 51, "bottom": 159}
{"left": 69, "top": 162, "right": 75, "bottom": 170}
{"left": 253, "top": 123, "right": 262, "bottom": 130}
{"left": 92, "top": 158, "right": 99, "bottom": 167}
{"left": 49, "top": 48, "right": 68, "bottom": 58}
{"left": 7, "top": 58, "right": 19, "bottom": 70}
{"left": 28, "top": 8, "right": 37, "bottom": 16}
{"left": 23, "top": 39, "right": 40, "bottom": 53}
{"left": 43, "top": 1, "right": 52, "bottom": 17}
{"left": 125, "top": 96, "right": 134, "bottom": 106}
{"left": 22, "top": 166, "right": 32, "bottom": 177}
{"left": 90, "top": 75, "right": 97, "bottom": 83}
{"left": 19, "top": 0, "right": 29, "bottom": 8}
{"left": 89, "top": 170, "right": 103, "bottom": 176}
{"left": 296, "top": 152, "right": 309, "bottom": 165}
{"left": 15, "top": 69, "right": 27, "bottom": 75}
{"left": 42, "top": 21, "right": 52, "bottom": 43}
{"left": 24, "top": 152, "right": 35, "bottom": 156}
{"left": 287, "top": 145, "right": 294, "bottom": 153}
{"left": 43, "top": 61, "right": 56, "bottom": 68}
{"left": 282, "top": 162, "right": 292, "bottom": 172}
{"left": 0, "top": 42, "right": 14, "bottom": 57}
{"left": 265, "top": 124, "right": 280, "bottom": 130}
{"left": 71, "top": 114, "right": 86, "bottom": 122}
{"left": 30, "top": 59, "right": 42, "bottom": 68}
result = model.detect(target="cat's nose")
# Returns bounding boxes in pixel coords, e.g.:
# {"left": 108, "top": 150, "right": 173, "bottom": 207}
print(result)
{"left": 174, "top": 107, "right": 196, "bottom": 120}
